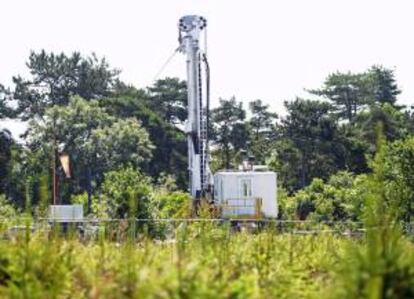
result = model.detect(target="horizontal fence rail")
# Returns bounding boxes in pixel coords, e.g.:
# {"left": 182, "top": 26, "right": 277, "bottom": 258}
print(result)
{"left": 0, "top": 217, "right": 412, "bottom": 243}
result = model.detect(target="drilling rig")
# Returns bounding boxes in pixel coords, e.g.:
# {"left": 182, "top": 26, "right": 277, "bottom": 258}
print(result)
{"left": 178, "top": 15, "right": 278, "bottom": 219}
{"left": 178, "top": 15, "right": 211, "bottom": 204}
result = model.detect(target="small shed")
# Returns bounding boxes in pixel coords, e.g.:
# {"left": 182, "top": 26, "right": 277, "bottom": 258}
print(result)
{"left": 213, "top": 171, "right": 277, "bottom": 218}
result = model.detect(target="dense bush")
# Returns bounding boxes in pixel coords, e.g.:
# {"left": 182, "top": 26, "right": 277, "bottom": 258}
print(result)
{"left": 279, "top": 172, "right": 367, "bottom": 221}
{"left": 280, "top": 135, "right": 414, "bottom": 222}
{"left": 330, "top": 128, "right": 414, "bottom": 299}
{"left": 0, "top": 195, "right": 17, "bottom": 218}
{"left": 153, "top": 191, "right": 190, "bottom": 219}
{"left": 69, "top": 167, "right": 190, "bottom": 220}
{"left": 97, "top": 167, "right": 155, "bottom": 219}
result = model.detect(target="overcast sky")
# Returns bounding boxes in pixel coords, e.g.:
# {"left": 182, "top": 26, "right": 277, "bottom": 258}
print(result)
{"left": 1, "top": 0, "right": 413, "bottom": 137}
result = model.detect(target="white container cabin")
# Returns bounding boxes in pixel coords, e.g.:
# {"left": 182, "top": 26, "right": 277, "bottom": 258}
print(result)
{"left": 213, "top": 171, "right": 277, "bottom": 219}
{"left": 49, "top": 205, "right": 84, "bottom": 223}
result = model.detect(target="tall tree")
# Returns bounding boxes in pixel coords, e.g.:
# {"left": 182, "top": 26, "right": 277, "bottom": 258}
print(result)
{"left": 309, "top": 72, "right": 371, "bottom": 122}
{"left": 102, "top": 88, "right": 188, "bottom": 190}
{"left": 334, "top": 124, "right": 369, "bottom": 175}
{"left": 277, "top": 98, "right": 341, "bottom": 190}
{"left": 28, "top": 96, "right": 153, "bottom": 206}
{"left": 0, "top": 85, "right": 16, "bottom": 199}
{"left": 248, "top": 99, "right": 278, "bottom": 163}
{"left": 355, "top": 103, "right": 407, "bottom": 149}
{"left": 147, "top": 78, "right": 187, "bottom": 125}
{"left": 310, "top": 66, "right": 401, "bottom": 123}
{"left": 10, "top": 50, "right": 119, "bottom": 121}
{"left": 367, "top": 65, "right": 401, "bottom": 107}
{"left": 211, "top": 97, "right": 248, "bottom": 169}
{"left": 0, "top": 84, "right": 13, "bottom": 119}
{"left": 383, "top": 137, "right": 414, "bottom": 222}
{"left": 0, "top": 129, "right": 13, "bottom": 195}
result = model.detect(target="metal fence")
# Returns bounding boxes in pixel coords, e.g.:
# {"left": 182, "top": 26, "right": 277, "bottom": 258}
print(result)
{"left": 0, "top": 218, "right": 412, "bottom": 242}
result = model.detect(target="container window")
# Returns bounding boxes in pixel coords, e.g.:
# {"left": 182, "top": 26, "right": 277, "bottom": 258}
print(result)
{"left": 240, "top": 179, "right": 252, "bottom": 197}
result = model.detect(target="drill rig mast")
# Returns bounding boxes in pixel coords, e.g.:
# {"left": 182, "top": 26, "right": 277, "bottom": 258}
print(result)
{"left": 178, "top": 15, "right": 211, "bottom": 201}
{"left": 177, "top": 15, "right": 279, "bottom": 220}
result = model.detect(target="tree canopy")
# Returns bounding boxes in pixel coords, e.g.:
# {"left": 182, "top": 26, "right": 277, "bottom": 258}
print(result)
{"left": 309, "top": 66, "right": 401, "bottom": 122}
{"left": 11, "top": 50, "right": 119, "bottom": 120}
{"left": 27, "top": 96, "right": 153, "bottom": 205}
{"left": 1, "top": 50, "right": 413, "bottom": 223}
{"left": 211, "top": 97, "right": 248, "bottom": 169}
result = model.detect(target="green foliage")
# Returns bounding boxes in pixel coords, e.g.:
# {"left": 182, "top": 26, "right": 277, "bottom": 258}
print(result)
{"left": 153, "top": 188, "right": 190, "bottom": 219}
{"left": 356, "top": 103, "right": 408, "bottom": 149}
{"left": 0, "top": 223, "right": 354, "bottom": 299}
{"left": 90, "top": 118, "right": 154, "bottom": 168}
{"left": 271, "top": 66, "right": 402, "bottom": 191}
{"left": 36, "top": 172, "right": 50, "bottom": 218}
{"left": 70, "top": 192, "right": 89, "bottom": 213}
{"left": 277, "top": 98, "right": 341, "bottom": 189}
{"left": 268, "top": 139, "right": 301, "bottom": 192}
{"left": 27, "top": 96, "right": 153, "bottom": 203}
{"left": 281, "top": 131, "right": 414, "bottom": 223}
{"left": 367, "top": 65, "right": 401, "bottom": 107}
{"left": 0, "top": 194, "right": 17, "bottom": 218}
{"left": 99, "top": 167, "right": 154, "bottom": 219}
{"left": 282, "top": 171, "right": 368, "bottom": 221}
{"left": 381, "top": 136, "right": 414, "bottom": 222}
{"left": 331, "top": 125, "right": 414, "bottom": 299}
{"left": 0, "top": 217, "right": 410, "bottom": 299}
{"left": 0, "top": 130, "right": 14, "bottom": 195}
{"left": 211, "top": 97, "right": 248, "bottom": 170}
{"left": 102, "top": 91, "right": 188, "bottom": 190}
{"left": 275, "top": 186, "right": 296, "bottom": 220}
{"left": 2, "top": 48, "right": 414, "bottom": 240}
{"left": 11, "top": 50, "right": 119, "bottom": 120}
{"left": 147, "top": 77, "right": 187, "bottom": 125}
{"left": 0, "top": 84, "right": 13, "bottom": 119}
{"left": 248, "top": 99, "right": 278, "bottom": 164}
{"left": 310, "top": 71, "right": 372, "bottom": 122}
{"left": 310, "top": 66, "right": 401, "bottom": 122}
{"left": 334, "top": 124, "right": 369, "bottom": 174}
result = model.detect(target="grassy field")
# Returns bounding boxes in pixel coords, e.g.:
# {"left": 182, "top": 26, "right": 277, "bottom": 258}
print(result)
{"left": 0, "top": 220, "right": 413, "bottom": 299}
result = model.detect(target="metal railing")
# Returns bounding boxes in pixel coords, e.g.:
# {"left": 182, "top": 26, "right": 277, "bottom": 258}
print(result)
{"left": 219, "top": 197, "right": 262, "bottom": 219}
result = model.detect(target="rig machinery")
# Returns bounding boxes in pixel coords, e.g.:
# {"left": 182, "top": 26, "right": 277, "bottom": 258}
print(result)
{"left": 178, "top": 15, "right": 278, "bottom": 219}
{"left": 178, "top": 15, "right": 212, "bottom": 201}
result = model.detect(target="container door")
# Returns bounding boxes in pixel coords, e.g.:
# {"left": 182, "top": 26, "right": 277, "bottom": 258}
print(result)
{"left": 237, "top": 177, "right": 254, "bottom": 215}
{"left": 239, "top": 177, "right": 252, "bottom": 198}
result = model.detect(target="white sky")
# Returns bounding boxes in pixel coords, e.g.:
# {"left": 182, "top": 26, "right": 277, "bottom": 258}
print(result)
{"left": 1, "top": 0, "right": 414, "bottom": 137}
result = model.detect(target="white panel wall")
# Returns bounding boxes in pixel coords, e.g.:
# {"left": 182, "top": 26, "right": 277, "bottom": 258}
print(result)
{"left": 253, "top": 173, "right": 277, "bottom": 217}
{"left": 214, "top": 171, "right": 278, "bottom": 218}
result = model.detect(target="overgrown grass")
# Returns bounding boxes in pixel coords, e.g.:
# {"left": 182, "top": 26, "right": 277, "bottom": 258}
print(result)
{"left": 0, "top": 218, "right": 412, "bottom": 299}
{"left": 0, "top": 223, "right": 351, "bottom": 299}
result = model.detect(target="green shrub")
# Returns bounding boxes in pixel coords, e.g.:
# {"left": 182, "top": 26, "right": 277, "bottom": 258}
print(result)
{"left": 0, "top": 194, "right": 17, "bottom": 218}
{"left": 330, "top": 125, "right": 414, "bottom": 299}
{"left": 153, "top": 191, "right": 190, "bottom": 219}
{"left": 99, "top": 167, "right": 155, "bottom": 219}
